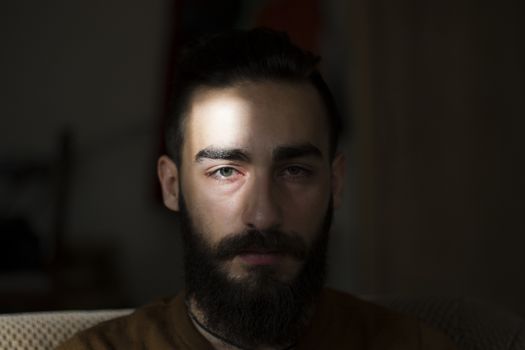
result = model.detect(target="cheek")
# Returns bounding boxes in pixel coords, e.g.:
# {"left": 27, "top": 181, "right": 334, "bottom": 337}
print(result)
{"left": 280, "top": 181, "right": 331, "bottom": 237}
{"left": 183, "top": 178, "right": 244, "bottom": 244}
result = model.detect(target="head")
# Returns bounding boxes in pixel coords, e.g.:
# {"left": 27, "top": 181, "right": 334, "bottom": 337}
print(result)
{"left": 158, "top": 28, "right": 345, "bottom": 348}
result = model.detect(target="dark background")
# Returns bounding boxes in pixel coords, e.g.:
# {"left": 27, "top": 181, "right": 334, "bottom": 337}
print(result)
{"left": 1, "top": 0, "right": 524, "bottom": 316}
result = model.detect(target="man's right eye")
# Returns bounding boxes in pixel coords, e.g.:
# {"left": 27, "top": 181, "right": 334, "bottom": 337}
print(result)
{"left": 207, "top": 166, "right": 242, "bottom": 181}
{"left": 216, "top": 167, "right": 235, "bottom": 177}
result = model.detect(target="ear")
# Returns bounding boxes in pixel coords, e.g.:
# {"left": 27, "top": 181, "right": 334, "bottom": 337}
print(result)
{"left": 331, "top": 152, "right": 346, "bottom": 209}
{"left": 157, "top": 155, "right": 180, "bottom": 212}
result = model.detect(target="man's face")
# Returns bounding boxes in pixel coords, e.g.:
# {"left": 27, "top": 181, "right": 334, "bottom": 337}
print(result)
{"left": 167, "top": 81, "right": 343, "bottom": 282}
{"left": 158, "top": 80, "right": 344, "bottom": 347}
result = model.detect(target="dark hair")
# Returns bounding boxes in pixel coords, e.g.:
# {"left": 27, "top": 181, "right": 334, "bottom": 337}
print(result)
{"left": 165, "top": 28, "right": 342, "bottom": 165}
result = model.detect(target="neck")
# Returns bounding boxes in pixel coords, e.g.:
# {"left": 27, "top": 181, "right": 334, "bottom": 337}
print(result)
{"left": 186, "top": 297, "right": 296, "bottom": 350}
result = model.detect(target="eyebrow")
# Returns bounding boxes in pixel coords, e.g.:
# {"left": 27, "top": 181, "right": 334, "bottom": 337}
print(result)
{"left": 194, "top": 143, "right": 323, "bottom": 163}
{"left": 195, "top": 147, "right": 251, "bottom": 162}
{"left": 272, "top": 143, "right": 323, "bottom": 162}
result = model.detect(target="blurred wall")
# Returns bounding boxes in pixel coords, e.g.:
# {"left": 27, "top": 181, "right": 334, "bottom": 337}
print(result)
{"left": 1, "top": 0, "right": 184, "bottom": 306}
{"left": 348, "top": 0, "right": 525, "bottom": 314}
{"left": 2, "top": 0, "right": 524, "bottom": 316}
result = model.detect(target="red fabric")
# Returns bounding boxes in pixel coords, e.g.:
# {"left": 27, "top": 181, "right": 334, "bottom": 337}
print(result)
{"left": 256, "top": 0, "right": 321, "bottom": 53}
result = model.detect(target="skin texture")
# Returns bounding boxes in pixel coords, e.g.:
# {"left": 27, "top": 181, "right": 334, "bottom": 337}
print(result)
{"left": 157, "top": 80, "right": 345, "bottom": 348}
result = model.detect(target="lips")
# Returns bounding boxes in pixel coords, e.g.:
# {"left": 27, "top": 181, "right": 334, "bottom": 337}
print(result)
{"left": 238, "top": 251, "right": 282, "bottom": 265}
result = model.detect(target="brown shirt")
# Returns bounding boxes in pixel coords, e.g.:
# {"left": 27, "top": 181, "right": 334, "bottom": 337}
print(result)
{"left": 57, "top": 288, "right": 457, "bottom": 349}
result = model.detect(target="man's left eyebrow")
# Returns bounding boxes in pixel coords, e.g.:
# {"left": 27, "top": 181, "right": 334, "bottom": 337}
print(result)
{"left": 272, "top": 143, "right": 323, "bottom": 161}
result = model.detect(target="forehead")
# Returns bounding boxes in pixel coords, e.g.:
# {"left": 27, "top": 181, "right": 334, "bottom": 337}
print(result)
{"left": 183, "top": 81, "right": 330, "bottom": 161}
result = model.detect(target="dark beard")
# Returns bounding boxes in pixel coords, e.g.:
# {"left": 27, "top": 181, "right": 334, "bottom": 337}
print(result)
{"left": 179, "top": 196, "right": 332, "bottom": 349}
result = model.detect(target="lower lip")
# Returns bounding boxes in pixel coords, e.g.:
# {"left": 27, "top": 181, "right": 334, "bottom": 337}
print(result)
{"left": 238, "top": 253, "right": 282, "bottom": 265}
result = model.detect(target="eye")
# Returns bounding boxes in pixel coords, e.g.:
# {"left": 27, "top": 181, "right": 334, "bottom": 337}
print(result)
{"left": 280, "top": 165, "right": 312, "bottom": 179}
{"left": 217, "top": 167, "right": 236, "bottom": 177}
{"left": 207, "top": 166, "right": 242, "bottom": 181}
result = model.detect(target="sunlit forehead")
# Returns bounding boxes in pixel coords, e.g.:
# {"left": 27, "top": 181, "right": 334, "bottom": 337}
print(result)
{"left": 184, "top": 82, "right": 331, "bottom": 165}
{"left": 187, "top": 89, "right": 254, "bottom": 152}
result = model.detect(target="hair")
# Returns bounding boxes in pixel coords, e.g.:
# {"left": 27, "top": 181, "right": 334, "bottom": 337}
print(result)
{"left": 165, "top": 28, "right": 342, "bottom": 165}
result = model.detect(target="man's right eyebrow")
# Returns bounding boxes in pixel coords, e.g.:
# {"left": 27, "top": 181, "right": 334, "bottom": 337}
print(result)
{"left": 195, "top": 147, "right": 251, "bottom": 162}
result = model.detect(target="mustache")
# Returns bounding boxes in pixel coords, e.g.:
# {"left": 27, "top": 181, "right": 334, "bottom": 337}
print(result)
{"left": 213, "top": 229, "right": 309, "bottom": 261}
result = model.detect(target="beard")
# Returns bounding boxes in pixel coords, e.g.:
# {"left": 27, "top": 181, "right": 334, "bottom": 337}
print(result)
{"left": 179, "top": 195, "right": 333, "bottom": 349}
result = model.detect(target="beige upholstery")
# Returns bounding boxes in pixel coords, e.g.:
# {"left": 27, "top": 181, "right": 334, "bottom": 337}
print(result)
{"left": 0, "top": 309, "right": 132, "bottom": 350}
{"left": 368, "top": 296, "right": 525, "bottom": 350}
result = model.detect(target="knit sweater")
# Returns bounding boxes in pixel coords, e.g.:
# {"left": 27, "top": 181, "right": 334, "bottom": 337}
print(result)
{"left": 57, "top": 288, "right": 457, "bottom": 349}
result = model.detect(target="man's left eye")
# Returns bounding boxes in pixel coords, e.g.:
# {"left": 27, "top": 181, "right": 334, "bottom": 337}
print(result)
{"left": 281, "top": 166, "right": 311, "bottom": 178}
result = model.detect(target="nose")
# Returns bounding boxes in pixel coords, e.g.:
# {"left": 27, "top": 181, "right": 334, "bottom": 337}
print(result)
{"left": 241, "top": 172, "right": 283, "bottom": 230}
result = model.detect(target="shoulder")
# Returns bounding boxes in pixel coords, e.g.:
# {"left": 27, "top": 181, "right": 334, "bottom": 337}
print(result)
{"left": 56, "top": 295, "right": 184, "bottom": 350}
{"left": 299, "top": 288, "right": 457, "bottom": 350}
